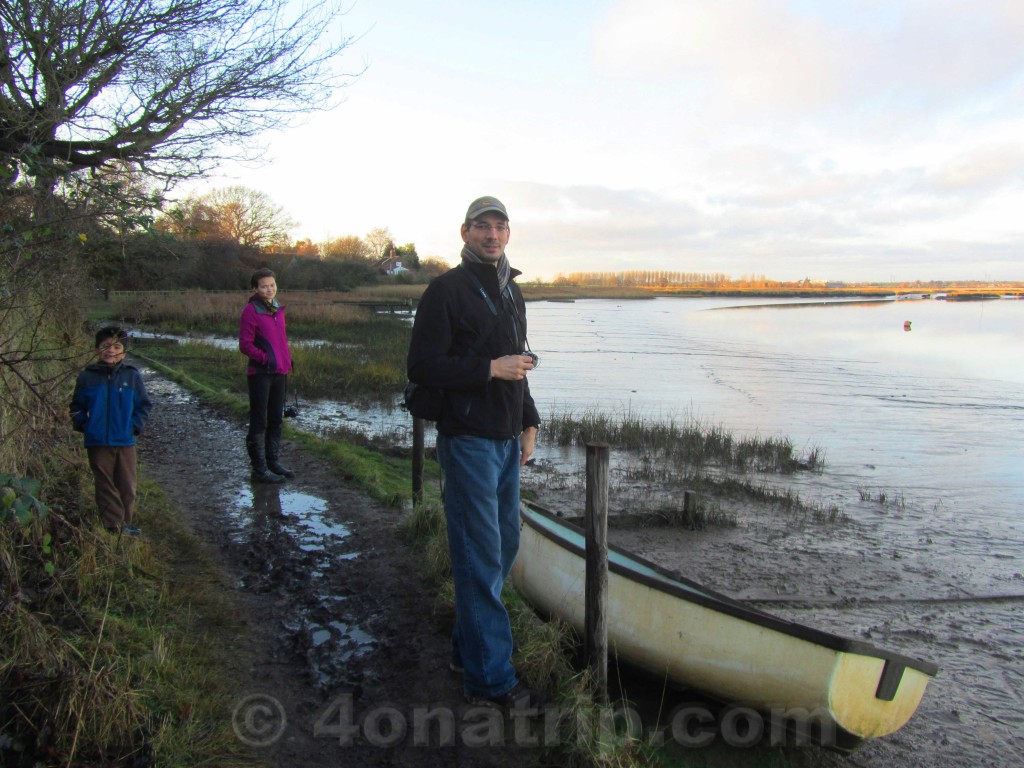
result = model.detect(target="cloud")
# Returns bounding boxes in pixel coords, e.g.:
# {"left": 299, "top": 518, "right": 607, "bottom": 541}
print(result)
{"left": 592, "top": 0, "right": 1024, "bottom": 118}
{"left": 593, "top": 0, "right": 853, "bottom": 110}
{"left": 194, "top": 0, "right": 1024, "bottom": 283}
{"left": 928, "top": 145, "right": 1024, "bottom": 193}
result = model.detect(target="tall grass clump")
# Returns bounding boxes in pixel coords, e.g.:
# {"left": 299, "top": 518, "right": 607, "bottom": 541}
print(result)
{"left": 544, "top": 407, "right": 824, "bottom": 474}
{"left": 2, "top": 473, "right": 247, "bottom": 766}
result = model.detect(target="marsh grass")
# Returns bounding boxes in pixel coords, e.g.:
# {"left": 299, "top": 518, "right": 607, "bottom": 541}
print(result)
{"left": 108, "top": 288, "right": 414, "bottom": 337}
{"left": 107, "top": 289, "right": 413, "bottom": 396}
{"left": 138, "top": 327, "right": 408, "bottom": 401}
{"left": 532, "top": 408, "right": 845, "bottom": 530}
{"left": 653, "top": 499, "right": 735, "bottom": 529}
{"left": 544, "top": 408, "right": 824, "bottom": 474}
{"left": 857, "top": 487, "right": 906, "bottom": 513}
{"left": 530, "top": 450, "right": 842, "bottom": 527}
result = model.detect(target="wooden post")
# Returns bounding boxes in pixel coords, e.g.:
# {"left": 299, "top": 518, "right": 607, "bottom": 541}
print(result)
{"left": 585, "top": 442, "right": 610, "bottom": 704}
{"left": 412, "top": 417, "right": 425, "bottom": 507}
{"left": 683, "top": 489, "right": 696, "bottom": 517}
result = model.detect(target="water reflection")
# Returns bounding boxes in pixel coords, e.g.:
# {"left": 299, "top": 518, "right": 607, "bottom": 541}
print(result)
{"left": 132, "top": 329, "right": 349, "bottom": 351}
{"left": 229, "top": 483, "right": 373, "bottom": 690}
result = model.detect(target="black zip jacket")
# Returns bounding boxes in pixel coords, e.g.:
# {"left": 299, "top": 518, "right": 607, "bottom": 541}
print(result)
{"left": 407, "top": 261, "right": 540, "bottom": 439}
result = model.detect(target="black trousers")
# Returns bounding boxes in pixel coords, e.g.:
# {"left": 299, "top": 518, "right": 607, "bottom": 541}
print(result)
{"left": 247, "top": 373, "right": 287, "bottom": 439}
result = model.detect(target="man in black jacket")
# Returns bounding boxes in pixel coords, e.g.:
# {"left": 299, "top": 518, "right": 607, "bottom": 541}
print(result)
{"left": 407, "top": 196, "right": 543, "bottom": 709}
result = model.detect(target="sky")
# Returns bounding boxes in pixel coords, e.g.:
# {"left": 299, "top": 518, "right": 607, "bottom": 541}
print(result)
{"left": 196, "top": 0, "right": 1024, "bottom": 283}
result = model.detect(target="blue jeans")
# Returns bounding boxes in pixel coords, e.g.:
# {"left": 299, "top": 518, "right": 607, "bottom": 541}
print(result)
{"left": 437, "top": 433, "right": 522, "bottom": 698}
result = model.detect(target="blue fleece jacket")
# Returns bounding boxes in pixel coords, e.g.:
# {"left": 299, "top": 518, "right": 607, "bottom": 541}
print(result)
{"left": 69, "top": 361, "right": 152, "bottom": 447}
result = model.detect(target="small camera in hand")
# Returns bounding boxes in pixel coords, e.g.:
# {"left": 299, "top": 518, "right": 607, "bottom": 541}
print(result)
{"left": 284, "top": 405, "right": 299, "bottom": 418}
{"left": 525, "top": 352, "right": 539, "bottom": 368}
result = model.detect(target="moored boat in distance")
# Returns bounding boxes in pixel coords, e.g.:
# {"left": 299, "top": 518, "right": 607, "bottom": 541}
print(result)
{"left": 511, "top": 501, "right": 939, "bottom": 749}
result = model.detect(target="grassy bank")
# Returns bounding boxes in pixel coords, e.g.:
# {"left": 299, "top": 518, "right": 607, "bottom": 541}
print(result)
{"left": 1, "top": 468, "right": 250, "bottom": 767}
{"left": 1, "top": 274, "right": 243, "bottom": 765}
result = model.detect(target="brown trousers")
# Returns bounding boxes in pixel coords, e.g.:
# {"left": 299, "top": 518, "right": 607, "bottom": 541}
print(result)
{"left": 87, "top": 445, "right": 138, "bottom": 530}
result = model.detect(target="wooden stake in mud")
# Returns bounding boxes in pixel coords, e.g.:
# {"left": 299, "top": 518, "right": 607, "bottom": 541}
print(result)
{"left": 585, "top": 442, "right": 610, "bottom": 704}
{"left": 412, "top": 417, "right": 425, "bottom": 507}
{"left": 684, "top": 489, "right": 697, "bottom": 518}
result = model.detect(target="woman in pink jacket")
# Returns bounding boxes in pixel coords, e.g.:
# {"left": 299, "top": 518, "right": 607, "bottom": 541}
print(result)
{"left": 239, "top": 268, "right": 294, "bottom": 483}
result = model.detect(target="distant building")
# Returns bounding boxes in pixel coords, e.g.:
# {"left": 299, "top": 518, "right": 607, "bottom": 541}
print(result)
{"left": 377, "top": 256, "right": 408, "bottom": 276}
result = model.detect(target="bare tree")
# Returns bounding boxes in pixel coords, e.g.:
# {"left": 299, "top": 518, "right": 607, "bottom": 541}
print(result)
{"left": 156, "top": 185, "right": 296, "bottom": 249}
{"left": 0, "top": 0, "right": 360, "bottom": 194}
{"left": 364, "top": 227, "right": 393, "bottom": 261}
{"left": 198, "top": 186, "right": 296, "bottom": 249}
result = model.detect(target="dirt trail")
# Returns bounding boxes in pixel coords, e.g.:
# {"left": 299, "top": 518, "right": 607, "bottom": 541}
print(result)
{"left": 137, "top": 368, "right": 535, "bottom": 767}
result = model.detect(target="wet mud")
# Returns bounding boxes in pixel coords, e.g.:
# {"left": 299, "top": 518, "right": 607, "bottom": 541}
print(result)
{"left": 137, "top": 370, "right": 534, "bottom": 767}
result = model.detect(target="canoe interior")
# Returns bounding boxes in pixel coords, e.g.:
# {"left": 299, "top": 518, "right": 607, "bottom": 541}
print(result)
{"left": 519, "top": 501, "right": 938, "bottom": 677}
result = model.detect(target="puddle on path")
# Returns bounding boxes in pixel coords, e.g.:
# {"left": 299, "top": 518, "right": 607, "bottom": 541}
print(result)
{"left": 226, "top": 483, "right": 375, "bottom": 689}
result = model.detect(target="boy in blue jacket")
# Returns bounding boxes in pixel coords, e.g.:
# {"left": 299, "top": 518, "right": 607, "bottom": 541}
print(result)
{"left": 70, "top": 326, "right": 152, "bottom": 536}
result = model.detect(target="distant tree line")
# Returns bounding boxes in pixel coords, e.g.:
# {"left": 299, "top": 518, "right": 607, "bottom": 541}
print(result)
{"left": 68, "top": 184, "right": 447, "bottom": 292}
{"left": 550, "top": 272, "right": 1023, "bottom": 291}
{"left": 552, "top": 270, "right": 761, "bottom": 288}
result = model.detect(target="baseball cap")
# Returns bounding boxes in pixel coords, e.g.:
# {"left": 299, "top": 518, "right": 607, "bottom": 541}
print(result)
{"left": 465, "top": 196, "right": 508, "bottom": 221}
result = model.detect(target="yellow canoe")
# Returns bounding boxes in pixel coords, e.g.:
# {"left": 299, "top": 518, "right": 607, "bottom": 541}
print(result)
{"left": 511, "top": 501, "right": 939, "bottom": 748}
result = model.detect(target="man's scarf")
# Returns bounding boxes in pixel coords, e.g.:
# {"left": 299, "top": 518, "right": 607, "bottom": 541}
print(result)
{"left": 460, "top": 245, "right": 511, "bottom": 294}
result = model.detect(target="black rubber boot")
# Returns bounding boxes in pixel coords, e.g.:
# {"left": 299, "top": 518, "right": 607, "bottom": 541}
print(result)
{"left": 246, "top": 435, "right": 285, "bottom": 484}
{"left": 266, "top": 426, "right": 295, "bottom": 478}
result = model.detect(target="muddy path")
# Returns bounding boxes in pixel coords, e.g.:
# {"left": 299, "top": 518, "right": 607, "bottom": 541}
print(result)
{"left": 136, "top": 368, "right": 539, "bottom": 767}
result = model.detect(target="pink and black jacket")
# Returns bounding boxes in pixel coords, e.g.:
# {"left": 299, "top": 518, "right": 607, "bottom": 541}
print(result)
{"left": 239, "top": 297, "right": 293, "bottom": 376}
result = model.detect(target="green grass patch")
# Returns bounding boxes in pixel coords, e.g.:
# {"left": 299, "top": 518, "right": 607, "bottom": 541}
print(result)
{"left": 135, "top": 322, "right": 408, "bottom": 402}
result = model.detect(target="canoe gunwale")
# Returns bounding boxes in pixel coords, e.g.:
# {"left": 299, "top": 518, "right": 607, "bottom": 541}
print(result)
{"left": 520, "top": 500, "right": 939, "bottom": 679}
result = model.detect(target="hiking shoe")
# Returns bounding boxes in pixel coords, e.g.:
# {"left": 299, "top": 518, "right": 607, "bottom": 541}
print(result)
{"left": 466, "top": 682, "right": 547, "bottom": 710}
{"left": 122, "top": 525, "right": 142, "bottom": 537}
